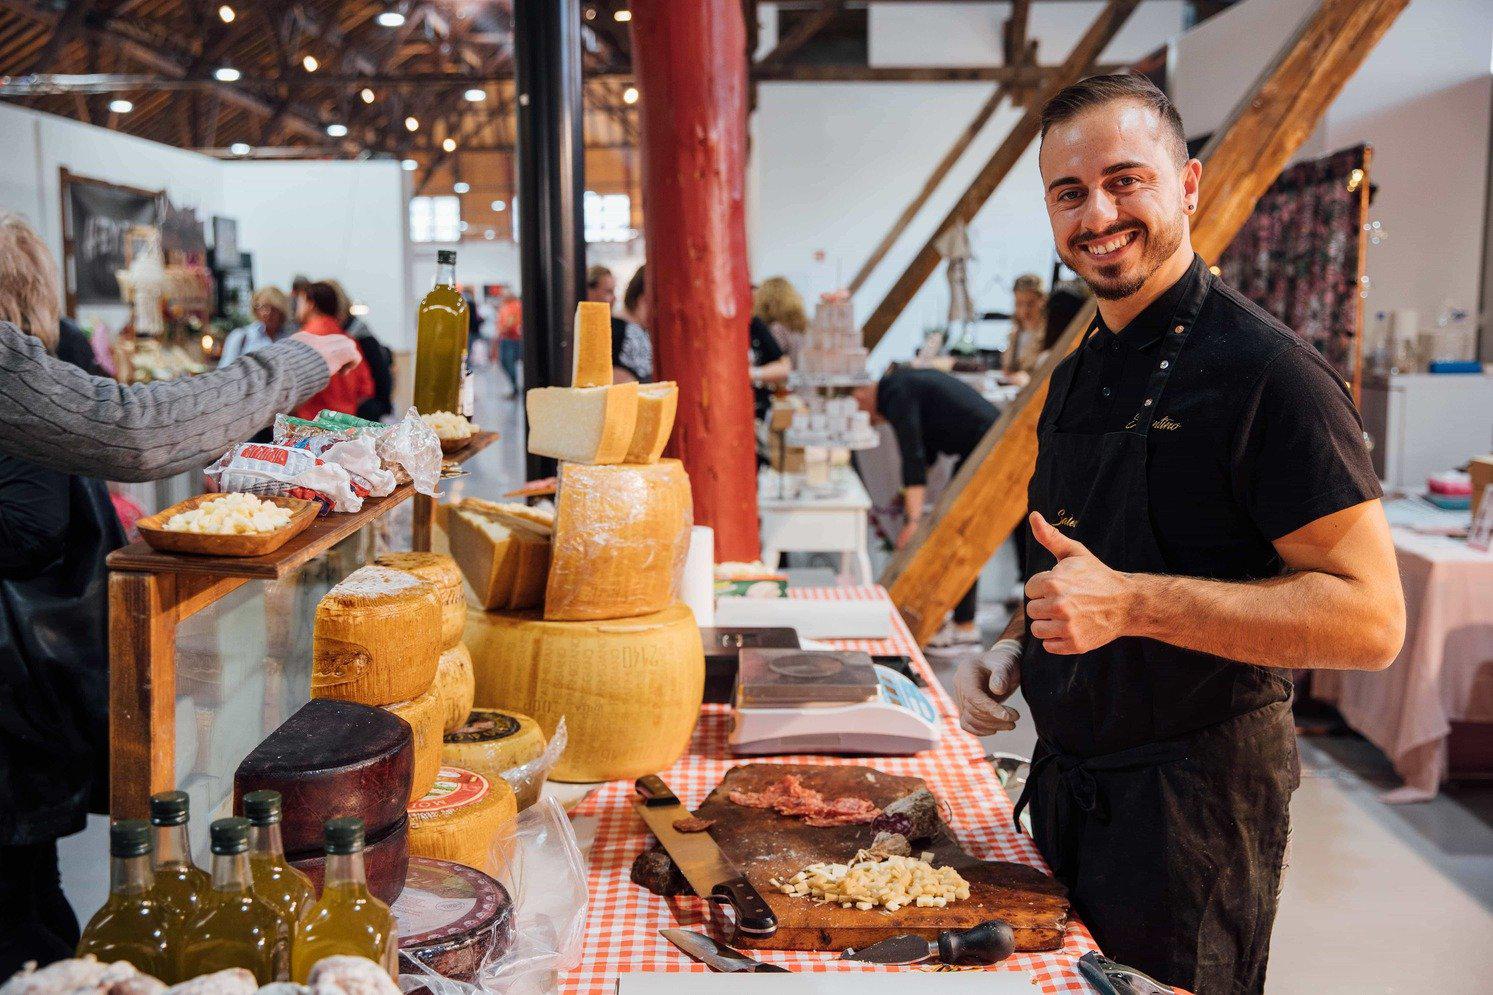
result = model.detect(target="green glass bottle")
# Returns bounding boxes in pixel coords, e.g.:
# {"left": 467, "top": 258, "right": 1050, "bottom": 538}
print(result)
{"left": 76, "top": 820, "right": 171, "bottom": 979}
{"left": 174, "top": 818, "right": 291, "bottom": 983}
{"left": 147, "top": 790, "right": 211, "bottom": 965}
{"left": 291, "top": 818, "right": 398, "bottom": 982}
{"left": 412, "top": 249, "right": 469, "bottom": 415}
{"left": 243, "top": 790, "right": 316, "bottom": 925}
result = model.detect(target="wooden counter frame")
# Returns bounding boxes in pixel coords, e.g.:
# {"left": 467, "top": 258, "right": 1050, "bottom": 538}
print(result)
{"left": 107, "top": 433, "right": 496, "bottom": 818}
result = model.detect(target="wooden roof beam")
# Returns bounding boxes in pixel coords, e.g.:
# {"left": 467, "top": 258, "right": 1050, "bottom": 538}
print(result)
{"left": 749, "top": 63, "right": 1121, "bottom": 83}
{"left": 758, "top": 0, "right": 842, "bottom": 66}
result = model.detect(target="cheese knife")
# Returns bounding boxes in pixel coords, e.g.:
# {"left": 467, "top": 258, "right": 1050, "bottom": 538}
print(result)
{"left": 839, "top": 920, "right": 1016, "bottom": 966}
{"left": 1077, "top": 952, "right": 1193, "bottom": 994}
{"left": 660, "top": 929, "right": 792, "bottom": 973}
{"left": 634, "top": 775, "right": 777, "bottom": 937}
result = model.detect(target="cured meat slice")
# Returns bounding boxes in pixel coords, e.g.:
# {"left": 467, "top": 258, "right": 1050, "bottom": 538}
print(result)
{"left": 727, "top": 775, "right": 881, "bottom": 827}
{"left": 672, "top": 816, "right": 715, "bottom": 833}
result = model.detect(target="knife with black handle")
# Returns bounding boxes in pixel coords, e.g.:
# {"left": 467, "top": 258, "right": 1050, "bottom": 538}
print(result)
{"left": 839, "top": 920, "right": 1016, "bottom": 965}
{"left": 634, "top": 775, "right": 778, "bottom": 937}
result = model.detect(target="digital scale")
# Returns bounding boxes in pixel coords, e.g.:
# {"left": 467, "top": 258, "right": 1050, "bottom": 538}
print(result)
{"left": 727, "top": 649, "right": 940, "bottom": 756}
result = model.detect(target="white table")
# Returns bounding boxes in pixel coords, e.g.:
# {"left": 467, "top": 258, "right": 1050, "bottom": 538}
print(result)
{"left": 758, "top": 468, "right": 874, "bottom": 585}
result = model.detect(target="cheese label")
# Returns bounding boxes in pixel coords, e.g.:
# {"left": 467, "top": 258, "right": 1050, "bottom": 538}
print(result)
{"left": 410, "top": 766, "right": 489, "bottom": 813}
{"left": 394, "top": 858, "right": 508, "bottom": 946}
{"left": 446, "top": 712, "right": 521, "bottom": 744}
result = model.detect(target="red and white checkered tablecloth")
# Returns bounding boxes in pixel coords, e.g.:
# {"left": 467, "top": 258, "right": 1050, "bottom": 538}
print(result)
{"left": 561, "top": 586, "right": 1098, "bottom": 993}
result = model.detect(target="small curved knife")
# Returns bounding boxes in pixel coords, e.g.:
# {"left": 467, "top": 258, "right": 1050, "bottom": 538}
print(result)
{"left": 661, "top": 929, "right": 792, "bottom": 973}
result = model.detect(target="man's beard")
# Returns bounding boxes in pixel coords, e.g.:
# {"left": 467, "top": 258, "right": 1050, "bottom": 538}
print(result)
{"left": 1060, "top": 212, "right": 1185, "bottom": 301}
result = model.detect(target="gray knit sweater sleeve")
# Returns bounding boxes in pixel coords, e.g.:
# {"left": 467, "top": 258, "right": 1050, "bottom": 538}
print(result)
{"left": 0, "top": 321, "right": 329, "bottom": 482}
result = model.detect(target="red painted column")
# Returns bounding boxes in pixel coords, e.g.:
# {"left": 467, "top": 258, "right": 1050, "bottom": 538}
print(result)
{"left": 630, "top": 0, "right": 760, "bottom": 563}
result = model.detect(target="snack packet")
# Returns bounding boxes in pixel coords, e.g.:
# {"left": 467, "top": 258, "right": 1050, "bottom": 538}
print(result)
{"left": 207, "top": 443, "right": 363, "bottom": 513}
{"left": 273, "top": 415, "right": 397, "bottom": 497}
{"left": 317, "top": 408, "right": 442, "bottom": 497}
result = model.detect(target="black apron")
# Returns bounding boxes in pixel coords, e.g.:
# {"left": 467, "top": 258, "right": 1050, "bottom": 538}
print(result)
{"left": 1014, "top": 269, "right": 1298, "bottom": 995}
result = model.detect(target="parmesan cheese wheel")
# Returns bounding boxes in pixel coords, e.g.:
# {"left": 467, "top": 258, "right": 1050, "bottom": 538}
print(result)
{"left": 544, "top": 459, "right": 693, "bottom": 621}
{"left": 384, "top": 683, "right": 447, "bottom": 804}
{"left": 375, "top": 551, "right": 466, "bottom": 649}
{"left": 442, "top": 708, "right": 547, "bottom": 810}
{"left": 525, "top": 382, "right": 639, "bottom": 465}
{"left": 465, "top": 603, "right": 704, "bottom": 782}
{"left": 433, "top": 643, "right": 476, "bottom": 733}
{"left": 571, "top": 300, "right": 615, "bottom": 388}
{"left": 313, "top": 566, "right": 443, "bottom": 706}
{"left": 446, "top": 503, "right": 552, "bottom": 611}
{"left": 624, "top": 381, "right": 678, "bottom": 463}
{"left": 407, "top": 766, "right": 518, "bottom": 874}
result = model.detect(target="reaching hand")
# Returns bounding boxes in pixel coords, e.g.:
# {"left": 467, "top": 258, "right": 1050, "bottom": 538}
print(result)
{"left": 1024, "top": 511, "right": 1135, "bottom": 655}
{"left": 953, "top": 639, "right": 1023, "bottom": 736}
{"left": 292, "top": 330, "right": 363, "bottom": 376}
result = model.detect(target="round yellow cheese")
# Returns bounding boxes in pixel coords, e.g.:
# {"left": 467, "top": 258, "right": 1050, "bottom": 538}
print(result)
{"left": 465, "top": 602, "right": 704, "bottom": 782}
{"left": 432, "top": 642, "right": 476, "bottom": 734}
{"left": 383, "top": 682, "right": 446, "bottom": 804}
{"left": 375, "top": 551, "right": 466, "bottom": 649}
{"left": 442, "top": 708, "right": 547, "bottom": 810}
{"left": 312, "top": 566, "right": 442, "bottom": 706}
{"left": 407, "top": 766, "right": 518, "bottom": 875}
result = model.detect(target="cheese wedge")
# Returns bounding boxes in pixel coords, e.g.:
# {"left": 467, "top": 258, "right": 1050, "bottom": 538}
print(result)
{"left": 408, "top": 766, "right": 519, "bottom": 874}
{"left": 465, "top": 603, "right": 704, "bottom": 782}
{"left": 384, "top": 682, "right": 446, "bottom": 804}
{"left": 442, "top": 707, "right": 547, "bottom": 810}
{"left": 572, "top": 300, "right": 615, "bottom": 388}
{"left": 524, "top": 381, "right": 638, "bottom": 465}
{"left": 433, "top": 642, "right": 476, "bottom": 733}
{"left": 545, "top": 459, "right": 692, "bottom": 621}
{"left": 446, "top": 501, "right": 552, "bottom": 611}
{"left": 312, "top": 566, "right": 442, "bottom": 706}
{"left": 624, "top": 381, "right": 678, "bottom": 463}
{"left": 375, "top": 551, "right": 466, "bottom": 649}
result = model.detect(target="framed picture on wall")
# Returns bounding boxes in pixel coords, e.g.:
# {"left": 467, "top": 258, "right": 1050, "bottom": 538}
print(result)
{"left": 213, "top": 216, "right": 239, "bottom": 262}
{"left": 60, "top": 168, "right": 164, "bottom": 312}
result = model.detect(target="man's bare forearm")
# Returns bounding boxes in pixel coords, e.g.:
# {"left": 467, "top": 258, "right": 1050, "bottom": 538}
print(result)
{"left": 999, "top": 602, "right": 1026, "bottom": 644}
{"left": 1125, "top": 569, "right": 1403, "bottom": 671}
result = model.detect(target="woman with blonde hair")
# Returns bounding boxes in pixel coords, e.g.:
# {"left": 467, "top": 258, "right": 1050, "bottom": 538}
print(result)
{"left": 1002, "top": 273, "right": 1047, "bottom": 382}
{"left": 752, "top": 276, "right": 808, "bottom": 360}
{"left": 220, "top": 285, "right": 292, "bottom": 366}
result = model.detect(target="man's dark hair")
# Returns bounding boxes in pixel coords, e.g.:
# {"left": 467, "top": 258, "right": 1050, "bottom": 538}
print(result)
{"left": 292, "top": 274, "right": 311, "bottom": 292}
{"left": 1040, "top": 73, "right": 1188, "bottom": 165}
{"left": 305, "top": 281, "right": 339, "bottom": 318}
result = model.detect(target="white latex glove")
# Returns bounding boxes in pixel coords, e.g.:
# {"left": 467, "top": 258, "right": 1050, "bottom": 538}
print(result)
{"left": 954, "top": 638, "right": 1023, "bottom": 736}
{"left": 292, "top": 329, "right": 363, "bottom": 375}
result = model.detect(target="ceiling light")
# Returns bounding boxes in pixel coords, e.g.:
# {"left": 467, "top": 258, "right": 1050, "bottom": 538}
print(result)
{"left": 108, "top": 98, "right": 133, "bottom": 114}
{"left": 326, "top": 123, "right": 348, "bottom": 138}
{"left": 442, "top": 137, "right": 456, "bottom": 152}
{"left": 218, "top": 5, "right": 235, "bottom": 23}
{"left": 491, "top": 200, "right": 505, "bottom": 211}
{"left": 464, "top": 88, "right": 486, "bottom": 102}
{"left": 584, "top": 7, "right": 596, "bottom": 20}
{"left": 614, "top": 9, "right": 631, "bottom": 22}
{"left": 360, "top": 87, "right": 376, "bottom": 104}
{"left": 375, "top": 11, "right": 405, "bottom": 28}
{"left": 405, "top": 116, "right": 419, "bottom": 131}
{"left": 454, "top": 181, "right": 471, "bottom": 194}
{"left": 401, "top": 158, "right": 418, "bottom": 171}
{"left": 484, "top": 228, "right": 496, "bottom": 240}
{"left": 349, "top": 303, "right": 370, "bottom": 316}
{"left": 622, "top": 86, "right": 638, "bottom": 104}
{"left": 303, "top": 55, "right": 319, "bottom": 72}
{"left": 213, "top": 66, "right": 241, "bottom": 82}
{"left": 229, "top": 142, "right": 250, "bottom": 156}
{"left": 458, "top": 221, "right": 469, "bottom": 233}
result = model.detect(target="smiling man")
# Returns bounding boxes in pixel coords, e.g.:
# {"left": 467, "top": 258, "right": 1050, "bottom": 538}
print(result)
{"left": 952, "top": 75, "right": 1405, "bottom": 994}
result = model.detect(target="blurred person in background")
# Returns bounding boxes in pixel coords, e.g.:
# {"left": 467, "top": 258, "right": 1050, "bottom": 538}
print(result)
{"left": 586, "top": 264, "right": 634, "bottom": 379}
{"left": 496, "top": 294, "right": 523, "bottom": 397}
{"left": 292, "top": 281, "right": 373, "bottom": 421}
{"left": 1002, "top": 273, "right": 1048, "bottom": 383}
{"left": 753, "top": 276, "right": 808, "bottom": 365}
{"left": 289, "top": 274, "right": 311, "bottom": 330}
{"left": 463, "top": 287, "right": 486, "bottom": 368}
{"left": 748, "top": 313, "right": 792, "bottom": 422}
{"left": 615, "top": 264, "right": 653, "bottom": 383}
{"left": 326, "top": 280, "right": 393, "bottom": 422}
{"left": 220, "top": 286, "right": 291, "bottom": 367}
{"left": 0, "top": 214, "right": 127, "bottom": 974}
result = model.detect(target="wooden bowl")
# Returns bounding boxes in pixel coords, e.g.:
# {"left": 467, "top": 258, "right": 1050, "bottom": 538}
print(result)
{"left": 137, "top": 493, "right": 320, "bottom": 557}
{"left": 440, "top": 432, "right": 475, "bottom": 454}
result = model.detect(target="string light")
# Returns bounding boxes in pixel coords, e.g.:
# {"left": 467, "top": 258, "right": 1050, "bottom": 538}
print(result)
{"left": 490, "top": 200, "right": 506, "bottom": 212}
{"left": 401, "top": 158, "right": 419, "bottom": 171}
{"left": 454, "top": 181, "right": 471, "bottom": 194}
{"left": 303, "top": 55, "right": 319, "bottom": 72}
{"left": 326, "top": 123, "right": 348, "bottom": 138}
{"left": 230, "top": 142, "right": 251, "bottom": 156}
{"left": 405, "top": 116, "right": 419, "bottom": 131}
{"left": 218, "top": 5, "right": 235, "bottom": 23}
{"left": 361, "top": 88, "right": 376, "bottom": 104}
{"left": 442, "top": 137, "right": 457, "bottom": 152}
{"left": 614, "top": 8, "right": 631, "bottom": 22}
{"left": 108, "top": 98, "right": 133, "bottom": 113}
{"left": 622, "top": 86, "right": 638, "bottom": 104}
{"left": 375, "top": 10, "right": 406, "bottom": 28}
{"left": 1347, "top": 168, "right": 1365, "bottom": 193}
{"left": 213, "top": 66, "right": 241, "bottom": 82}
{"left": 464, "top": 88, "right": 486, "bottom": 102}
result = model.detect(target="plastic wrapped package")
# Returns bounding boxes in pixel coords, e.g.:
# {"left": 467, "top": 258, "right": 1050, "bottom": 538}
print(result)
{"left": 206, "top": 443, "right": 362, "bottom": 512}
{"left": 271, "top": 413, "right": 397, "bottom": 498}
{"left": 313, "top": 408, "right": 443, "bottom": 497}
{"left": 395, "top": 797, "right": 588, "bottom": 994}
{"left": 498, "top": 718, "right": 566, "bottom": 812}
{"left": 543, "top": 459, "right": 692, "bottom": 621}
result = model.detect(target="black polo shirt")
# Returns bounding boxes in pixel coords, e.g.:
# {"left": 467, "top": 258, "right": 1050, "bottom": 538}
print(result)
{"left": 876, "top": 366, "right": 999, "bottom": 488}
{"left": 1046, "top": 254, "right": 1381, "bottom": 579}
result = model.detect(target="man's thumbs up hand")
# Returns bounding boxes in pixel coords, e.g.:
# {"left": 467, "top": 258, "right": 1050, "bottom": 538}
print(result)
{"left": 1024, "top": 511, "right": 1137, "bottom": 655}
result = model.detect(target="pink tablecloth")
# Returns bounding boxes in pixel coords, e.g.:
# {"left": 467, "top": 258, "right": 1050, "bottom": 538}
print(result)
{"left": 1313, "top": 529, "right": 1493, "bottom": 800}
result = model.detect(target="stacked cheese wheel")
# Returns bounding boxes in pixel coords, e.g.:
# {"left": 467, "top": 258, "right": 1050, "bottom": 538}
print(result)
{"left": 456, "top": 301, "right": 705, "bottom": 783}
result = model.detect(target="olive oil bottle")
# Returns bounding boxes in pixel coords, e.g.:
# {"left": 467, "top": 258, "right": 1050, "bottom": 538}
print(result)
{"left": 76, "top": 820, "right": 171, "bottom": 978}
{"left": 147, "top": 790, "right": 211, "bottom": 962}
{"left": 291, "top": 818, "right": 398, "bottom": 982}
{"left": 243, "top": 790, "right": 315, "bottom": 924}
{"left": 412, "top": 249, "right": 469, "bottom": 415}
{"left": 176, "top": 818, "right": 291, "bottom": 983}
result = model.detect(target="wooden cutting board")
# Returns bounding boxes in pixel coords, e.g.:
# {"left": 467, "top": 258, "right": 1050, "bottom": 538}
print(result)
{"left": 689, "top": 763, "right": 1069, "bottom": 952}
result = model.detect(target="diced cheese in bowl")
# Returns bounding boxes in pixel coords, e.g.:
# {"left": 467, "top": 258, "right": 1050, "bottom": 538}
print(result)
{"left": 422, "top": 410, "right": 475, "bottom": 441}
{"left": 163, "top": 493, "right": 294, "bottom": 535}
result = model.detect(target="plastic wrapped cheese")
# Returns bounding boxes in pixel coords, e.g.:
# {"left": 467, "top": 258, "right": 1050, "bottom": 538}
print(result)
{"left": 312, "top": 567, "right": 442, "bottom": 706}
{"left": 544, "top": 459, "right": 692, "bottom": 621}
{"left": 465, "top": 603, "right": 704, "bottom": 781}
{"left": 441, "top": 708, "right": 547, "bottom": 810}
{"left": 375, "top": 551, "right": 466, "bottom": 649}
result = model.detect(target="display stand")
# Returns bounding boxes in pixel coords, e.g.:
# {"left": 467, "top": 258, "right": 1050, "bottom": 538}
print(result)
{"left": 106, "top": 433, "right": 497, "bottom": 821}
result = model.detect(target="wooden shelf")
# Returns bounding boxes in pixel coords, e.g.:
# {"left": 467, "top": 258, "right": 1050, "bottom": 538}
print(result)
{"left": 106, "top": 431, "right": 498, "bottom": 580}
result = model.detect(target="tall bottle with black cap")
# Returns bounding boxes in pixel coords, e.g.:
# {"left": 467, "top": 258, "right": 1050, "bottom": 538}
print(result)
{"left": 148, "top": 789, "right": 210, "bottom": 953}
{"left": 75, "top": 820, "right": 172, "bottom": 978}
{"left": 243, "top": 789, "right": 316, "bottom": 924}
{"left": 413, "top": 248, "right": 469, "bottom": 415}
{"left": 291, "top": 817, "right": 398, "bottom": 981}
{"left": 176, "top": 817, "right": 292, "bottom": 983}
